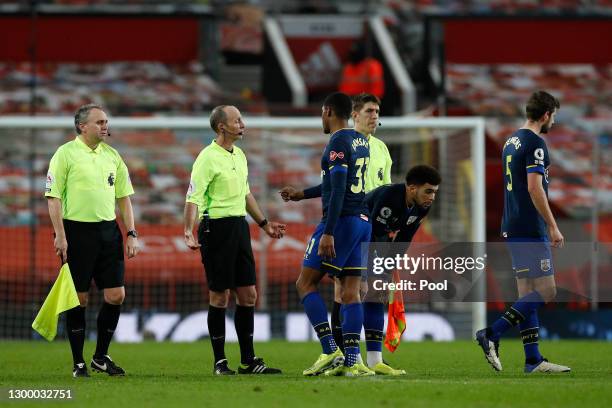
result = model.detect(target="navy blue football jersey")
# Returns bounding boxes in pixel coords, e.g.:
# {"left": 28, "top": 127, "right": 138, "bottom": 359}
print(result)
{"left": 365, "top": 183, "right": 430, "bottom": 243}
{"left": 320, "top": 128, "right": 370, "bottom": 220}
{"left": 501, "top": 129, "right": 550, "bottom": 238}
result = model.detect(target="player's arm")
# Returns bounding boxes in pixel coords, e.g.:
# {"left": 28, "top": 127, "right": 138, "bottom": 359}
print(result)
{"left": 246, "top": 193, "right": 286, "bottom": 239}
{"left": 116, "top": 157, "right": 138, "bottom": 258}
{"left": 184, "top": 152, "right": 212, "bottom": 250}
{"left": 318, "top": 169, "right": 346, "bottom": 259}
{"left": 45, "top": 148, "right": 68, "bottom": 262}
{"left": 368, "top": 192, "right": 391, "bottom": 241}
{"left": 47, "top": 198, "right": 67, "bottom": 262}
{"left": 279, "top": 184, "right": 321, "bottom": 202}
{"left": 319, "top": 140, "right": 350, "bottom": 259}
{"left": 183, "top": 201, "right": 200, "bottom": 249}
{"left": 527, "top": 173, "right": 563, "bottom": 247}
{"left": 117, "top": 196, "right": 139, "bottom": 258}
{"left": 393, "top": 218, "right": 423, "bottom": 250}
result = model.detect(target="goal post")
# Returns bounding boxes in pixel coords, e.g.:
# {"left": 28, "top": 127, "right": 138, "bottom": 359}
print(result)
{"left": 0, "top": 115, "right": 486, "bottom": 340}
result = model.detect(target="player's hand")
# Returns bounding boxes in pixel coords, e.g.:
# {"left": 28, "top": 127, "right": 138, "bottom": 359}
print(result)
{"left": 184, "top": 231, "right": 201, "bottom": 250}
{"left": 53, "top": 233, "right": 68, "bottom": 263}
{"left": 279, "top": 186, "right": 304, "bottom": 202}
{"left": 548, "top": 225, "right": 564, "bottom": 248}
{"left": 264, "top": 221, "right": 286, "bottom": 239}
{"left": 126, "top": 236, "right": 140, "bottom": 258}
{"left": 318, "top": 234, "right": 336, "bottom": 259}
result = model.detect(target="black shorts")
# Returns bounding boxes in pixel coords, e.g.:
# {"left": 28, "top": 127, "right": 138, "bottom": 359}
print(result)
{"left": 64, "top": 219, "right": 125, "bottom": 292}
{"left": 198, "top": 216, "right": 256, "bottom": 292}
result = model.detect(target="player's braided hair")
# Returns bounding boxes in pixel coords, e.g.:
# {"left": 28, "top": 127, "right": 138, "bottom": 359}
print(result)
{"left": 74, "top": 103, "right": 104, "bottom": 134}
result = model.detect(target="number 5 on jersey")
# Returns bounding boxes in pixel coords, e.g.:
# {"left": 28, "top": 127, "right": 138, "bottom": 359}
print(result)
{"left": 505, "top": 155, "right": 513, "bottom": 191}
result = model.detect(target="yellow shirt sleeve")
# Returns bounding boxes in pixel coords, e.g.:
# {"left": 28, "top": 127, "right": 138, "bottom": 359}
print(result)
{"left": 115, "top": 155, "right": 135, "bottom": 198}
{"left": 186, "top": 150, "right": 216, "bottom": 209}
{"left": 383, "top": 143, "right": 392, "bottom": 185}
{"left": 44, "top": 147, "right": 68, "bottom": 199}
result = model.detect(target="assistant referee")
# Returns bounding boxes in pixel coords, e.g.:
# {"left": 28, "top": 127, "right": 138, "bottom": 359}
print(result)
{"left": 184, "top": 105, "right": 285, "bottom": 375}
{"left": 45, "top": 104, "right": 139, "bottom": 378}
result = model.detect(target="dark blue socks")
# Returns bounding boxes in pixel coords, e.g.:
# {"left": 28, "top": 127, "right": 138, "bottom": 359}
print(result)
{"left": 302, "top": 292, "right": 337, "bottom": 354}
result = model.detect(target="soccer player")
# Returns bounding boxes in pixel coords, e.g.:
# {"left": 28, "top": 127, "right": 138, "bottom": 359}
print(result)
{"left": 330, "top": 93, "right": 402, "bottom": 375}
{"left": 476, "top": 91, "right": 571, "bottom": 373}
{"left": 361, "top": 165, "right": 439, "bottom": 374}
{"left": 283, "top": 165, "right": 440, "bottom": 375}
{"left": 290, "top": 92, "right": 373, "bottom": 376}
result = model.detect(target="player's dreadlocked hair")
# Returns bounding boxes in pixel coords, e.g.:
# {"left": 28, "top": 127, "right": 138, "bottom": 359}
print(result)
{"left": 405, "top": 165, "right": 442, "bottom": 186}
{"left": 323, "top": 92, "right": 352, "bottom": 120}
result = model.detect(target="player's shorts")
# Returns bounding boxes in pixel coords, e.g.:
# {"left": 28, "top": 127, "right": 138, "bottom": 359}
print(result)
{"left": 64, "top": 219, "right": 125, "bottom": 292}
{"left": 198, "top": 216, "right": 256, "bottom": 292}
{"left": 303, "top": 215, "right": 372, "bottom": 277}
{"left": 506, "top": 237, "right": 554, "bottom": 279}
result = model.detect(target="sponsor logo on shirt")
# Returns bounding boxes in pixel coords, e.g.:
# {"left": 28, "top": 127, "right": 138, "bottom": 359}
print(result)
{"left": 329, "top": 151, "right": 344, "bottom": 161}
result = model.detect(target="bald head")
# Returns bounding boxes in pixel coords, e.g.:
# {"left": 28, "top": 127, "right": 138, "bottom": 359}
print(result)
{"left": 210, "top": 105, "right": 231, "bottom": 133}
{"left": 210, "top": 105, "right": 245, "bottom": 141}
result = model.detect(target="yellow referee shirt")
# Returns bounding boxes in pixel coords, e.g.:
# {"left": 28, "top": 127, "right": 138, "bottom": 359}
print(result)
{"left": 44, "top": 136, "right": 134, "bottom": 222}
{"left": 186, "top": 140, "right": 250, "bottom": 219}
{"left": 365, "top": 134, "right": 392, "bottom": 193}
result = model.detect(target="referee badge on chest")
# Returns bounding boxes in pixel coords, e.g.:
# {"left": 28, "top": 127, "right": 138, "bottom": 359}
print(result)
{"left": 107, "top": 172, "right": 115, "bottom": 187}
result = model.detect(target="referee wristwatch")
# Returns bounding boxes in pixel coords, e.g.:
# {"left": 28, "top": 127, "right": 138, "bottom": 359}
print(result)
{"left": 127, "top": 230, "right": 138, "bottom": 238}
{"left": 258, "top": 219, "right": 268, "bottom": 228}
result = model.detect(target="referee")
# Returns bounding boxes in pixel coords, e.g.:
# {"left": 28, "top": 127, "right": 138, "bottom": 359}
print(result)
{"left": 184, "top": 105, "right": 285, "bottom": 375}
{"left": 45, "top": 104, "right": 139, "bottom": 378}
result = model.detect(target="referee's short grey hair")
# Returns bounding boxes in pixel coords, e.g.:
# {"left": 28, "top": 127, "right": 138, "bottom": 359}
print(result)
{"left": 74, "top": 103, "right": 103, "bottom": 134}
{"left": 209, "top": 105, "right": 229, "bottom": 133}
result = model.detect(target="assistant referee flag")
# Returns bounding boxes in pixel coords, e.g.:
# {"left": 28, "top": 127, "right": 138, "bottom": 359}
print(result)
{"left": 32, "top": 263, "right": 80, "bottom": 341}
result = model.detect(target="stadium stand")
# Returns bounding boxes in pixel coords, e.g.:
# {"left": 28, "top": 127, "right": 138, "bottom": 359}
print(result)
{"left": 446, "top": 63, "right": 612, "bottom": 218}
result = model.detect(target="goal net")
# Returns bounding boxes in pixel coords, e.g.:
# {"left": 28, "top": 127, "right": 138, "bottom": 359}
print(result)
{"left": 0, "top": 116, "right": 485, "bottom": 342}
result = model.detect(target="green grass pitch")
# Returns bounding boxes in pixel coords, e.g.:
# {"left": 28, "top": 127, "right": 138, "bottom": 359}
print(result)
{"left": 0, "top": 340, "right": 610, "bottom": 407}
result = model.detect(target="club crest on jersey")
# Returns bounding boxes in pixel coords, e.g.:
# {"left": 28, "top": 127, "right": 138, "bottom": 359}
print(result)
{"left": 406, "top": 216, "right": 418, "bottom": 225}
{"left": 329, "top": 151, "right": 344, "bottom": 161}
{"left": 540, "top": 258, "right": 551, "bottom": 272}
